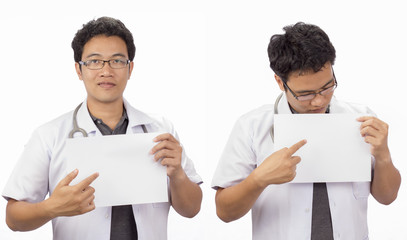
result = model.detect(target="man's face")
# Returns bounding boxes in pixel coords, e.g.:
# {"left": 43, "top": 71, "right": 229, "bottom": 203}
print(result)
{"left": 75, "top": 35, "right": 134, "bottom": 105}
{"left": 275, "top": 62, "right": 335, "bottom": 114}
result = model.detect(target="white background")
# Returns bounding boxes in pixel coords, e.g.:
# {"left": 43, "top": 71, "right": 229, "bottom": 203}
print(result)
{"left": 0, "top": 0, "right": 406, "bottom": 239}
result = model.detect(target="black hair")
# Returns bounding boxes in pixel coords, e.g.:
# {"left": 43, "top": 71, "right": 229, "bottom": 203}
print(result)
{"left": 267, "top": 22, "right": 336, "bottom": 82}
{"left": 71, "top": 16, "right": 136, "bottom": 63}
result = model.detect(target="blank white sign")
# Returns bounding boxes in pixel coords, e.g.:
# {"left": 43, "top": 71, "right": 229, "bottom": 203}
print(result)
{"left": 274, "top": 114, "right": 371, "bottom": 183}
{"left": 64, "top": 133, "right": 168, "bottom": 207}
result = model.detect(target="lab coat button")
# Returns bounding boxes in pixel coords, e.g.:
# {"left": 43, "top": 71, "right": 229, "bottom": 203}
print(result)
{"left": 105, "top": 214, "right": 109, "bottom": 219}
{"left": 305, "top": 208, "right": 310, "bottom": 213}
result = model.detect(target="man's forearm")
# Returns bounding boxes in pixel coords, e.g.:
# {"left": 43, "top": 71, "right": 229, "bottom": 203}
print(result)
{"left": 6, "top": 198, "right": 54, "bottom": 231}
{"left": 169, "top": 171, "right": 202, "bottom": 218}
{"left": 215, "top": 170, "right": 266, "bottom": 223}
{"left": 371, "top": 155, "right": 401, "bottom": 205}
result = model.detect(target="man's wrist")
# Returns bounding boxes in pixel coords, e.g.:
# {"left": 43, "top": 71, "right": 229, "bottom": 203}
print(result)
{"left": 41, "top": 198, "right": 58, "bottom": 220}
{"left": 374, "top": 149, "right": 391, "bottom": 164}
{"left": 169, "top": 168, "right": 188, "bottom": 183}
{"left": 250, "top": 168, "right": 267, "bottom": 190}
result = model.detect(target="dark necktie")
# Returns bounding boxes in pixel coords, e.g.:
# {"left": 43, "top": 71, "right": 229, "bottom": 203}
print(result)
{"left": 311, "top": 182, "right": 334, "bottom": 240}
{"left": 110, "top": 205, "right": 138, "bottom": 240}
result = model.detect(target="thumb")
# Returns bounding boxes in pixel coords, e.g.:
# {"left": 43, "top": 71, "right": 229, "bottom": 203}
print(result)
{"left": 57, "top": 169, "right": 79, "bottom": 187}
{"left": 291, "top": 156, "right": 302, "bottom": 165}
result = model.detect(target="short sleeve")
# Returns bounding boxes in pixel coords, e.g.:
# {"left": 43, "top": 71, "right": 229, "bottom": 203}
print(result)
{"left": 2, "top": 128, "right": 51, "bottom": 203}
{"left": 181, "top": 153, "right": 203, "bottom": 185}
{"left": 211, "top": 117, "right": 257, "bottom": 189}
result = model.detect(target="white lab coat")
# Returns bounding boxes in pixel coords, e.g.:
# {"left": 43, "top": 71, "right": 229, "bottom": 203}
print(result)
{"left": 3, "top": 99, "right": 202, "bottom": 240}
{"left": 211, "top": 93, "right": 373, "bottom": 240}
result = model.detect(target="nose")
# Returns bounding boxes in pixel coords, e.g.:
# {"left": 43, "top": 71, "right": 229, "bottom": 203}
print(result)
{"left": 310, "top": 93, "right": 325, "bottom": 107}
{"left": 100, "top": 62, "right": 112, "bottom": 77}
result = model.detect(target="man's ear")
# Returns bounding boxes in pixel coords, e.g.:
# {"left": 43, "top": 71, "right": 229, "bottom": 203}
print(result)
{"left": 127, "top": 61, "right": 134, "bottom": 80}
{"left": 274, "top": 74, "right": 285, "bottom": 91}
{"left": 75, "top": 62, "right": 83, "bottom": 81}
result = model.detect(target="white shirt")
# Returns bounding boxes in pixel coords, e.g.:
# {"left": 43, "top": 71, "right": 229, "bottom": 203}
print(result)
{"left": 211, "top": 93, "right": 374, "bottom": 240}
{"left": 3, "top": 99, "right": 202, "bottom": 240}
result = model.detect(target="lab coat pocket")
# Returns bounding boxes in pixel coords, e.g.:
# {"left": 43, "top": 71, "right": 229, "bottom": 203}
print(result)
{"left": 352, "top": 182, "right": 370, "bottom": 199}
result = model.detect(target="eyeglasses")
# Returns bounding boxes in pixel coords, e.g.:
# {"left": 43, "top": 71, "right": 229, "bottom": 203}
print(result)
{"left": 79, "top": 59, "right": 130, "bottom": 70}
{"left": 282, "top": 74, "right": 338, "bottom": 101}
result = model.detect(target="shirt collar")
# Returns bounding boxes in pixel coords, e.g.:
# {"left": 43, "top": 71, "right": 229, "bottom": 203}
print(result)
{"left": 75, "top": 98, "right": 157, "bottom": 135}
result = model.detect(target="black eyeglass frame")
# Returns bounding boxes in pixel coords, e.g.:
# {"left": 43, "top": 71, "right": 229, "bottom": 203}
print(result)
{"left": 78, "top": 59, "right": 131, "bottom": 70}
{"left": 281, "top": 72, "right": 338, "bottom": 102}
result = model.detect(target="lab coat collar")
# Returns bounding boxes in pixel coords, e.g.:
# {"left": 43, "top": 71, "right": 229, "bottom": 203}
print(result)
{"left": 276, "top": 92, "right": 341, "bottom": 114}
{"left": 327, "top": 96, "right": 342, "bottom": 113}
{"left": 276, "top": 92, "right": 293, "bottom": 114}
{"left": 123, "top": 98, "right": 156, "bottom": 127}
{"left": 76, "top": 100, "right": 98, "bottom": 135}
{"left": 76, "top": 98, "right": 156, "bottom": 136}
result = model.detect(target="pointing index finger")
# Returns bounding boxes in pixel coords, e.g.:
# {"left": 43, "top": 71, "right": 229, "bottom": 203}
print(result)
{"left": 77, "top": 172, "right": 99, "bottom": 190}
{"left": 287, "top": 139, "right": 307, "bottom": 156}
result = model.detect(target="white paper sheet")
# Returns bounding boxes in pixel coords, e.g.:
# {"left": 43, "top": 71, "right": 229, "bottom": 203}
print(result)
{"left": 274, "top": 114, "right": 371, "bottom": 183}
{"left": 64, "top": 133, "right": 168, "bottom": 207}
